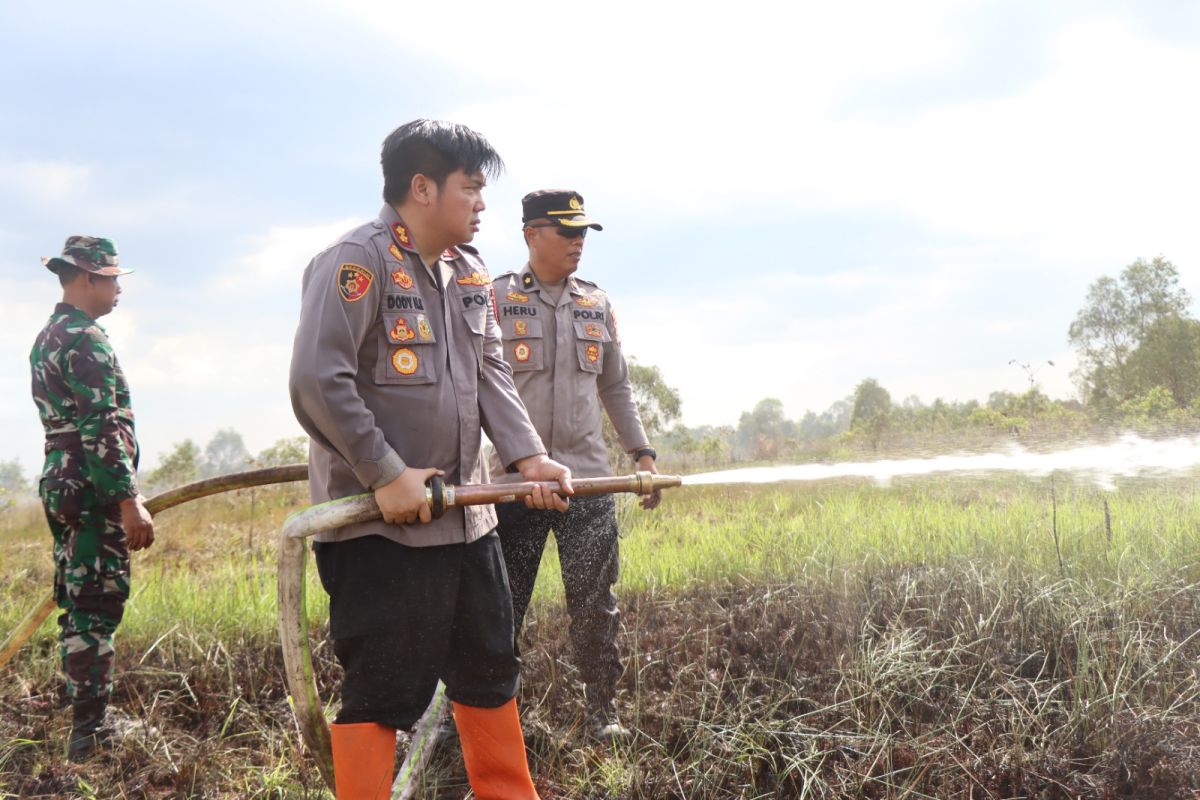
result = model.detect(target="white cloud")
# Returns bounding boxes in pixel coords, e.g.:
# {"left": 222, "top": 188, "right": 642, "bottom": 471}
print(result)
{"left": 222, "top": 218, "right": 363, "bottom": 288}
{"left": 0, "top": 159, "right": 93, "bottom": 207}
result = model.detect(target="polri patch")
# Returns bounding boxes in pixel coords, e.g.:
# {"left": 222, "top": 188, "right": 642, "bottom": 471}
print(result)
{"left": 392, "top": 348, "right": 419, "bottom": 375}
{"left": 338, "top": 264, "right": 373, "bottom": 303}
{"left": 514, "top": 341, "right": 532, "bottom": 363}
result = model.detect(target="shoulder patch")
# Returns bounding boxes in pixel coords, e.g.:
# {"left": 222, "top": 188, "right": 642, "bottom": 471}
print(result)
{"left": 338, "top": 263, "right": 373, "bottom": 302}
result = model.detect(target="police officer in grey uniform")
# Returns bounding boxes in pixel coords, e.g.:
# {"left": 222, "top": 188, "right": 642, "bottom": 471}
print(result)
{"left": 492, "top": 190, "right": 661, "bottom": 741}
{"left": 289, "top": 120, "right": 570, "bottom": 799}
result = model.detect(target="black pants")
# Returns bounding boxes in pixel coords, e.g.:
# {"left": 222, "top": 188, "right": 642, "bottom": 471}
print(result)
{"left": 495, "top": 494, "right": 622, "bottom": 689}
{"left": 313, "top": 531, "right": 519, "bottom": 729}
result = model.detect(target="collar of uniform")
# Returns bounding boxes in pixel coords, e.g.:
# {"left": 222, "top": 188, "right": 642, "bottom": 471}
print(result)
{"left": 54, "top": 301, "right": 96, "bottom": 323}
{"left": 518, "top": 265, "right": 578, "bottom": 307}
{"left": 517, "top": 264, "right": 538, "bottom": 292}
{"left": 379, "top": 205, "right": 419, "bottom": 254}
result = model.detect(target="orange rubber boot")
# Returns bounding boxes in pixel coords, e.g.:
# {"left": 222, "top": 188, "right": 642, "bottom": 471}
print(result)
{"left": 330, "top": 721, "right": 396, "bottom": 800}
{"left": 453, "top": 699, "right": 540, "bottom": 800}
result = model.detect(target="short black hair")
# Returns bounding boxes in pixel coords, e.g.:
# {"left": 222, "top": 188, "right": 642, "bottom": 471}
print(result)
{"left": 54, "top": 262, "right": 83, "bottom": 287}
{"left": 381, "top": 119, "right": 504, "bottom": 205}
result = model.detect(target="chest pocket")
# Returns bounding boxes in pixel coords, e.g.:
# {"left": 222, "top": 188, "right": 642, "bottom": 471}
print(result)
{"left": 572, "top": 319, "right": 610, "bottom": 374}
{"left": 502, "top": 313, "right": 545, "bottom": 372}
{"left": 375, "top": 305, "right": 438, "bottom": 385}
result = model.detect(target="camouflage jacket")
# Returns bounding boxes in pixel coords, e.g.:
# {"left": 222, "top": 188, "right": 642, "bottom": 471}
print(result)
{"left": 30, "top": 302, "right": 139, "bottom": 504}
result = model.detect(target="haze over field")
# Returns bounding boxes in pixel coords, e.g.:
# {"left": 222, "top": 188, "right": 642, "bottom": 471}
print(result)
{"left": 2, "top": 1, "right": 1198, "bottom": 472}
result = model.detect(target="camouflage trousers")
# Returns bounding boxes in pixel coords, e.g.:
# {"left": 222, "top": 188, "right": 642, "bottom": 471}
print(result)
{"left": 39, "top": 485, "right": 130, "bottom": 702}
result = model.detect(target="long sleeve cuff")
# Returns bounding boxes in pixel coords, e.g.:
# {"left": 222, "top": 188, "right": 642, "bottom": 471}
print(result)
{"left": 355, "top": 449, "right": 407, "bottom": 490}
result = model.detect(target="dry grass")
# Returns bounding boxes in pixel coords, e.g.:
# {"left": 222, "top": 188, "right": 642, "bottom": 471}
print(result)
{"left": 2, "top": 475, "right": 1200, "bottom": 798}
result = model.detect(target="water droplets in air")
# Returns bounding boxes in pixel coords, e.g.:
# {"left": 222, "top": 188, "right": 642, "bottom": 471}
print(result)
{"left": 684, "top": 433, "right": 1200, "bottom": 491}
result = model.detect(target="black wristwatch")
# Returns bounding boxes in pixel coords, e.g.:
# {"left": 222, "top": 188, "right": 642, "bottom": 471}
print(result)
{"left": 632, "top": 446, "right": 657, "bottom": 462}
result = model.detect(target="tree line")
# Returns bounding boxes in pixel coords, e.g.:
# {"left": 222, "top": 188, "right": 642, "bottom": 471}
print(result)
{"left": 3, "top": 255, "right": 1195, "bottom": 495}
{"left": 656, "top": 255, "right": 1199, "bottom": 466}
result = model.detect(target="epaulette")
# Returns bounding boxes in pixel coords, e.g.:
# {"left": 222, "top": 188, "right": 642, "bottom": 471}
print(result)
{"left": 573, "top": 276, "right": 600, "bottom": 289}
{"left": 495, "top": 271, "right": 517, "bottom": 280}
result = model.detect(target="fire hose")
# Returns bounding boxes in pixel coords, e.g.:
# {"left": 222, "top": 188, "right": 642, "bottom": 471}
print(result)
{"left": 0, "top": 464, "right": 309, "bottom": 670}
{"left": 278, "top": 469, "right": 681, "bottom": 794}
{"left": 1, "top": 465, "right": 681, "bottom": 795}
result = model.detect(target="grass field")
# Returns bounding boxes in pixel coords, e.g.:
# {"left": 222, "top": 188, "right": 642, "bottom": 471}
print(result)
{"left": 3, "top": 471, "right": 1200, "bottom": 798}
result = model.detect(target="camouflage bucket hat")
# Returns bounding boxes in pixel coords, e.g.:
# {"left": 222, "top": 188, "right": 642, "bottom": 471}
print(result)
{"left": 41, "top": 235, "right": 133, "bottom": 276}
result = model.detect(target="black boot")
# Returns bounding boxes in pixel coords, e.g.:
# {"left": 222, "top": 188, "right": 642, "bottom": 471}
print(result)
{"left": 584, "top": 683, "right": 632, "bottom": 742}
{"left": 67, "top": 696, "right": 111, "bottom": 762}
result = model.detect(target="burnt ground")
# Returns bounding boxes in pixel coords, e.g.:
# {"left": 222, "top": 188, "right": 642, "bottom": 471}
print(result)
{"left": 3, "top": 577, "right": 1200, "bottom": 799}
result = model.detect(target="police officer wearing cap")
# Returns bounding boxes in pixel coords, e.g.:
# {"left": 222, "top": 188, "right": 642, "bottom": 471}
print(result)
{"left": 492, "top": 191, "right": 661, "bottom": 741}
{"left": 30, "top": 236, "right": 156, "bottom": 762}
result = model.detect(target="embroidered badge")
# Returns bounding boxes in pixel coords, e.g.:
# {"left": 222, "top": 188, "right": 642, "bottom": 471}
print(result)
{"left": 417, "top": 315, "right": 434, "bottom": 341}
{"left": 441, "top": 248, "right": 458, "bottom": 261}
{"left": 575, "top": 296, "right": 599, "bottom": 308}
{"left": 522, "top": 273, "right": 534, "bottom": 289}
{"left": 456, "top": 271, "right": 489, "bottom": 287}
{"left": 586, "top": 343, "right": 600, "bottom": 363}
{"left": 389, "top": 317, "right": 416, "bottom": 343}
{"left": 514, "top": 320, "right": 528, "bottom": 336}
{"left": 584, "top": 322, "right": 604, "bottom": 339}
{"left": 338, "top": 264, "right": 373, "bottom": 302}
{"left": 392, "top": 223, "right": 413, "bottom": 248}
{"left": 388, "top": 243, "right": 406, "bottom": 262}
{"left": 391, "top": 266, "right": 414, "bottom": 290}
{"left": 569, "top": 196, "right": 582, "bottom": 211}
{"left": 514, "top": 342, "right": 532, "bottom": 363}
{"left": 391, "top": 348, "right": 418, "bottom": 375}
{"left": 507, "top": 290, "right": 529, "bottom": 303}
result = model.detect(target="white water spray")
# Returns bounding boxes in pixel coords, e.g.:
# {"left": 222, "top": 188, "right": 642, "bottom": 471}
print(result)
{"left": 685, "top": 433, "right": 1200, "bottom": 491}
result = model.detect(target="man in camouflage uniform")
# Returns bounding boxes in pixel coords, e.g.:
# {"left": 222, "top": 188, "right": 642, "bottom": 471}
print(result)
{"left": 492, "top": 191, "right": 662, "bottom": 741}
{"left": 30, "top": 236, "right": 155, "bottom": 762}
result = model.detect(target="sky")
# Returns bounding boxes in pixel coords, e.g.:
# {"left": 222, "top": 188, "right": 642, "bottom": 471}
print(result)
{"left": 2, "top": 0, "right": 1199, "bottom": 475}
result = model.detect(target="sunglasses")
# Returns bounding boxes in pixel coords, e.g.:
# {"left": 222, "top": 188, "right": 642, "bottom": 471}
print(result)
{"left": 527, "top": 223, "right": 588, "bottom": 239}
